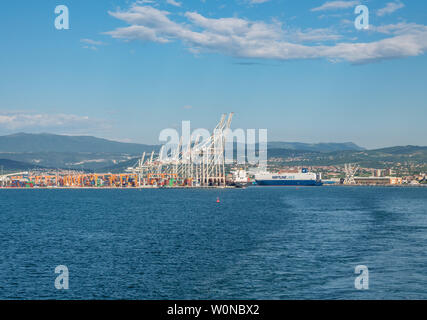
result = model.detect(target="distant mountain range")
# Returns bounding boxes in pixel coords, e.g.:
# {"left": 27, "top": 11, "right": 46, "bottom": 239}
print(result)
{"left": 267, "top": 141, "right": 365, "bottom": 152}
{"left": 0, "top": 133, "right": 364, "bottom": 154}
{"left": 0, "top": 133, "right": 159, "bottom": 171}
{"left": 0, "top": 133, "right": 425, "bottom": 171}
{"left": 0, "top": 133, "right": 158, "bottom": 153}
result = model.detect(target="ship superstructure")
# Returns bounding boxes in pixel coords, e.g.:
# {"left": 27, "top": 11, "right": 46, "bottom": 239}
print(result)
{"left": 255, "top": 168, "right": 322, "bottom": 186}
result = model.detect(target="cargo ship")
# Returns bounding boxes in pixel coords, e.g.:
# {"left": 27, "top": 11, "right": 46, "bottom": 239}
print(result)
{"left": 255, "top": 168, "right": 322, "bottom": 186}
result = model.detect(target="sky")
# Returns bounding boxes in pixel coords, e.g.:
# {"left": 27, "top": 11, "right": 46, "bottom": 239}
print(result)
{"left": 0, "top": 0, "right": 426, "bottom": 149}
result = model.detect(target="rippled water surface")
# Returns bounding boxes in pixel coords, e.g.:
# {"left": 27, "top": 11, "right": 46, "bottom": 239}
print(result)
{"left": 1, "top": 187, "right": 426, "bottom": 299}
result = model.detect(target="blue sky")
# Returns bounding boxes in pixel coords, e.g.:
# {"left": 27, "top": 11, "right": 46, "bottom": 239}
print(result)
{"left": 0, "top": 0, "right": 426, "bottom": 148}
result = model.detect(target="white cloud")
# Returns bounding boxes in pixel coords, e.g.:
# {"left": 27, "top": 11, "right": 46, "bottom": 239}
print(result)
{"left": 80, "top": 38, "right": 106, "bottom": 50}
{"left": 371, "top": 22, "right": 426, "bottom": 35}
{"left": 105, "top": 5, "right": 427, "bottom": 64}
{"left": 0, "top": 112, "right": 109, "bottom": 132}
{"left": 291, "top": 28, "right": 343, "bottom": 42}
{"left": 311, "top": 1, "right": 359, "bottom": 12}
{"left": 377, "top": 1, "right": 405, "bottom": 17}
{"left": 105, "top": 6, "right": 181, "bottom": 43}
{"left": 166, "top": 0, "right": 181, "bottom": 7}
{"left": 249, "top": 0, "right": 270, "bottom": 4}
{"left": 81, "top": 39, "right": 104, "bottom": 46}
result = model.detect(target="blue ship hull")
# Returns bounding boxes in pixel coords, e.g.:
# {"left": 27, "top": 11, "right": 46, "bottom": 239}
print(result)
{"left": 256, "top": 179, "right": 323, "bottom": 186}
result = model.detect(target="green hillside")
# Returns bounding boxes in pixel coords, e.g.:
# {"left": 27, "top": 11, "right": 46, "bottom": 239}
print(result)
{"left": 0, "top": 133, "right": 158, "bottom": 153}
{"left": 0, "top": 159, "right": 43, "bottom": 172}
{"left": 268, "top": 146, "right": 427, "bottom": 168}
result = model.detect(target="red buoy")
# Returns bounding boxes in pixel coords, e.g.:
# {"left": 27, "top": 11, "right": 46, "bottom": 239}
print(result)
{"left": 216, "top": 197, "right": 220, "bottom": 203}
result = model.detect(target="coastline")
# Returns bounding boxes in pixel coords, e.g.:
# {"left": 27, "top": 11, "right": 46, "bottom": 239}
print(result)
{"left": 1, "top": 184, "right": 426, "bottom": 190}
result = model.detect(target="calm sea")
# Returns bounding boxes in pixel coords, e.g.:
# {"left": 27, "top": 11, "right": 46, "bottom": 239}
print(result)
{"left": 0, "top": 186, "right": 426, "bottom": 299}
